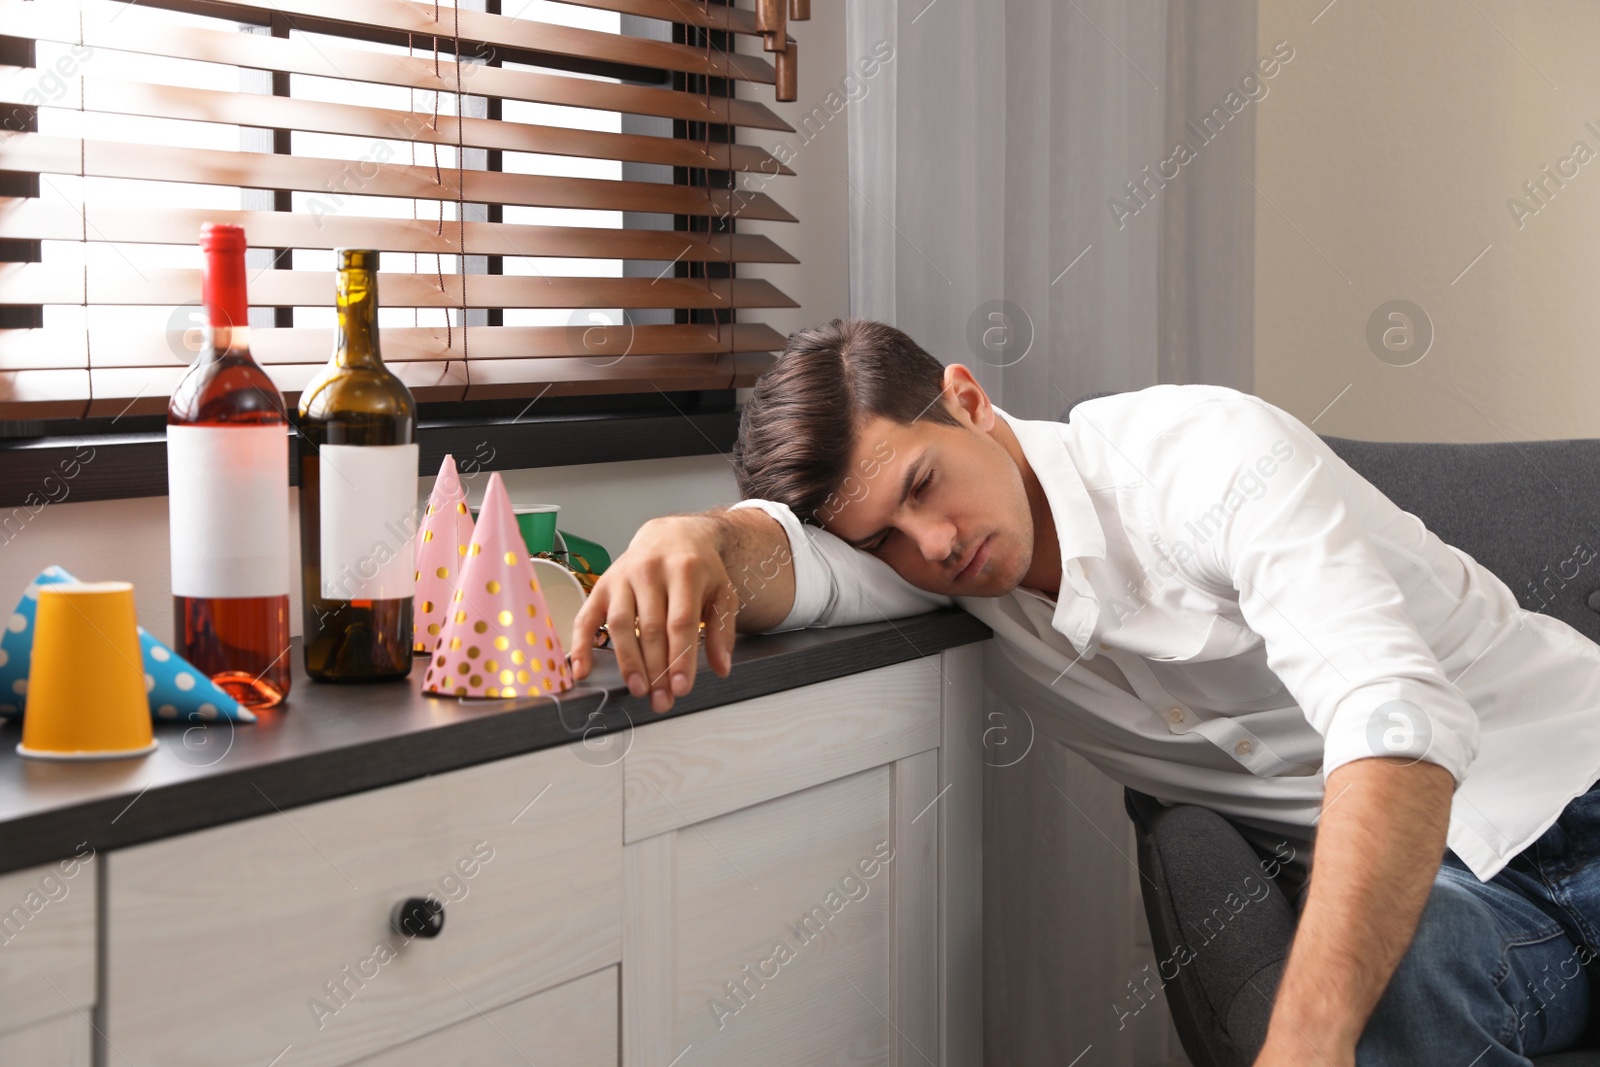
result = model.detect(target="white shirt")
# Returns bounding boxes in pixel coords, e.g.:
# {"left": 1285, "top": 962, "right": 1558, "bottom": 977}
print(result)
{"left": 730, "top": 383, "right": 1600, "bottom": 881}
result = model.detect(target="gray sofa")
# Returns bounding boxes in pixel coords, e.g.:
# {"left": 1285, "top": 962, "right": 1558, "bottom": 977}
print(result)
{"left": 1061, "top": 392, "right": 1600, "bottom": 1066}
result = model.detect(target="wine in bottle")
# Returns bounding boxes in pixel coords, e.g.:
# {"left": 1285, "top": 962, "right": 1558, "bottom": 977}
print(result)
{"left": 298, "top": 249, "right": 418, "bottom": 682}
{"left": 167, "top": 223, "right": 293, "bottom": 708}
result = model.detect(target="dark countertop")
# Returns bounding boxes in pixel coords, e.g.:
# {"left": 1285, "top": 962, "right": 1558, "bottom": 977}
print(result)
{"left": 0, "top": 608, "right": 990, "bottom": 875}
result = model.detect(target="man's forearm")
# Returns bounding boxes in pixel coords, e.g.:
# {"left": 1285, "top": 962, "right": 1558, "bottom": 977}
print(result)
{"left": 1257, "top": 756, "right": 1455, "bottom": 1065}
{"left": 702, "top": 506, "right": 797, "bottom": 634}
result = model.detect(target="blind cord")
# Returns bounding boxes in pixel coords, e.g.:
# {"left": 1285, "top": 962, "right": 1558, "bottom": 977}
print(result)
{"left": 452, "top": 2, "right": 469, "bottom": 400}
{"left": 427, "top": 25, "right": 449, "bottom": 360}
{"left": 78, "top": 3, "right": 91, "bottom": 417}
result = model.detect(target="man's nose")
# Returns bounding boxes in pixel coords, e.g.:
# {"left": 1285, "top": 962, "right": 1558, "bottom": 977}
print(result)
{"left": 912, "top": 518, "right": 957, "bottom": 565}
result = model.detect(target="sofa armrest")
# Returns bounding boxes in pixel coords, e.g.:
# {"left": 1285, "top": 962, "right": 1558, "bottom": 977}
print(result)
{"left": 1124, "top": 789, "right": 1301, "bottom": 1067}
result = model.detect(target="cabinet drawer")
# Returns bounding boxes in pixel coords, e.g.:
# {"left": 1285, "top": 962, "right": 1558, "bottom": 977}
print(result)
{"left": 107, "top": 744, "right": 622, "bottom": 1067}
{"left": 0, "top": 852, "right": 96, "bottom": 1037}
{"left": 346, "top": 966, "right": 617, "bottom": 1066}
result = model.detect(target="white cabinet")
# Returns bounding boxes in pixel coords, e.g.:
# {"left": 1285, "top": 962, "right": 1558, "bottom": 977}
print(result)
{"left": 622, "top": 647, "right": 984, "bottom": 1067}
{"left": 94, "top": 643, "right": 985, "bottom": 1066}
{"left": 0, "top": 852, "right": 96, "bottom": 1066}
{"left": 105, "top": 745, "right": 622, "bottom": 1067}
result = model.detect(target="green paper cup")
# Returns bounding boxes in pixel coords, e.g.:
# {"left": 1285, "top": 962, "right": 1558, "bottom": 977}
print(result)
{"left": 471, "top": 504, "right": 560, "bottom": 556}
{"left": 512, "top": 506, "right": 561, "bottom": 555}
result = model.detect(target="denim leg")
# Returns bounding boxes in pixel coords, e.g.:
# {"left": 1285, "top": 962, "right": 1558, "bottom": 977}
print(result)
{"left": 1355, "top": 860, "right": 1590, "bottom": 1067}
{"left": 1501, "top": 781, "right": 1600, "bottom": 956}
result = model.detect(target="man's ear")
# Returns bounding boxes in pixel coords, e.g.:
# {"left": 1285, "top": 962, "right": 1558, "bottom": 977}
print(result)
{"left": 942, "top": 363, "right": 995, "bottom": 432}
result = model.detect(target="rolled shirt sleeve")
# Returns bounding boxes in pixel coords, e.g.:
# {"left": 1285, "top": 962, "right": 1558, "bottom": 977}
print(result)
{"left": 1140, "top": 392, "right": 1481, "bottom": 785}
{"left": 727, "top": 499, "right": 953, "bottom": 633}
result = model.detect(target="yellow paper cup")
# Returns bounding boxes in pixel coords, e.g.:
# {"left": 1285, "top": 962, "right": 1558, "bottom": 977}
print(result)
{"left": 18, "top": 582, "right": 159, "bottom": 761}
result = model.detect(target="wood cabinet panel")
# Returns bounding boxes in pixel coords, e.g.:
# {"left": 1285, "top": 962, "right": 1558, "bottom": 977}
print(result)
{"left": 0, "top": 852, "right": 95, "bottom": 1038}
{"left": 626, "top": 766, "right": 912, "bottom": 1066}
{"left": 0, "top": 1009, "right": 91, "bottom": 1065}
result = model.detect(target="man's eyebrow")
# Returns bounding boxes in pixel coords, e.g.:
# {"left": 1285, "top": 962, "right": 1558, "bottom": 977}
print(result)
{"left": 841, "top": 449, "right": 925, "bottom": 549}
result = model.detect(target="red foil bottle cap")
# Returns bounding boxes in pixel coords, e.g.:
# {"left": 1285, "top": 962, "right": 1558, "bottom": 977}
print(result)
{"left": 199, "top": 223, "right": 249, "bottom": 331}
{"left": 199, "top": 223, "right": 247, "bottom": 254}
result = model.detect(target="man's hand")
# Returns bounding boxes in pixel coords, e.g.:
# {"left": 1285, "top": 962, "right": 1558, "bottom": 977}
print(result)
{"left": 569, "top": 514, "right": 742, "bottom": 713}
{"left": 1253, "top": 756, "right": 1455, "bottom": 1067}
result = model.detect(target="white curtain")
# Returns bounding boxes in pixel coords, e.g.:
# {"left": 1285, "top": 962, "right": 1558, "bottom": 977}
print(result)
{"left": 848, "top": 0, "right": 1256, "bottom": 422}
{"left": 846, "top": 3, "right": 1261, "bottom": 1064}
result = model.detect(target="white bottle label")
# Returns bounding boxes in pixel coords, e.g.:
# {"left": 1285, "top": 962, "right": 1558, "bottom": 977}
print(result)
{"left": 318, "top": 443, "right": 419, "bottom": 601}
{"left": 167, "top": 424, "right": 292, "bottom": 599}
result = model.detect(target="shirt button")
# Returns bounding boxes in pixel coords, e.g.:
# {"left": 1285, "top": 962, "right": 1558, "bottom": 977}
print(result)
{"left": 1167, "top": 707, "right": 1185, "bottom": 724}
{"left": 1098, "top": 641, "right": 1110, "bottom": 651}
{"left": 1234, "top": 739, "right": 1254, "bottom": 757}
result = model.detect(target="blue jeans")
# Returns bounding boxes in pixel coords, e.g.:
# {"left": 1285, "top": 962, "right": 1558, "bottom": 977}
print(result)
{"left": 1357, "top": 781, "right": 1600, "bottom": 1064}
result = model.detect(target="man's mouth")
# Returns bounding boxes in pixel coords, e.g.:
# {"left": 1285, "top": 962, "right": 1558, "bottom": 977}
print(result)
{"left": 954, "top": 535, "right": 991, "bottom": 582}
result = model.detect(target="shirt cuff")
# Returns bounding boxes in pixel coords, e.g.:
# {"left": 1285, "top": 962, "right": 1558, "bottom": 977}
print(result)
{"left": 726, "top": 499, "right": 825, "bottom": 633}
{"left": 1320, "top": 677, "right": 1480, "bottom": 785}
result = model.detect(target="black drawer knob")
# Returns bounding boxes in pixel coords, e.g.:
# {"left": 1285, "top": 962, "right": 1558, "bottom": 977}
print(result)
{"left": 390, "top": 896, "right": 445, "bottom": 939}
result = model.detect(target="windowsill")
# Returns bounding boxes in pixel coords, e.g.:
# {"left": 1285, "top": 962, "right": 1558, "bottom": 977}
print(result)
{"left": 0, "top": 392, "right": 741, "bottom": 507}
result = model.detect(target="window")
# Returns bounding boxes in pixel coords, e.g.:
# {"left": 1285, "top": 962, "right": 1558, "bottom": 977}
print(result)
{"left": 0, "top": 0, "right": 803, "bottom": 420}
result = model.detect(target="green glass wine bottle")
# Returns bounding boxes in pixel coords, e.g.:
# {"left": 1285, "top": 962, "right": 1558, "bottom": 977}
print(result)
{"left": 298, "top": 249, "right": 418, "bottom": 682}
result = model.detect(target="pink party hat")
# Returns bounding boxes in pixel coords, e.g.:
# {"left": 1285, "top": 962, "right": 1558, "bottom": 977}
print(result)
{"left": 422, "top": 472, "right": 574, "bottom": 699}
{"left": 413, "top": 455, "right": 476, "bottom": 655}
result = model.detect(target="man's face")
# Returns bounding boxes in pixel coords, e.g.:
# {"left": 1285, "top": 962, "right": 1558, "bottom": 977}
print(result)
{"left": 820, "top": 405, "right": 1037, "bottom": 598}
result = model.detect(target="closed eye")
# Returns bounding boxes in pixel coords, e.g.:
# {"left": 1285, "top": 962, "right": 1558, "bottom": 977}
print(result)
{"left": 863, "top": 469, "right": 934, "bottom": 552}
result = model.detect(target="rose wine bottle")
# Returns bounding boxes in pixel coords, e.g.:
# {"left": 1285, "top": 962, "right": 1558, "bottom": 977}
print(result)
{"left": 298, "top": 249, "right": 417, "bottom": 682}
{"left": 167, "top": 223, "right": 293, "bottom": 708}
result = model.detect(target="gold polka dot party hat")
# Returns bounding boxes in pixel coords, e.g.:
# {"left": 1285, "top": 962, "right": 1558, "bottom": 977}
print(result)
{"left": 421, "top": 471, "right": 574, "bottom": 699}
{"left": 412, "top": 454, "right": 476, "bottom": 656}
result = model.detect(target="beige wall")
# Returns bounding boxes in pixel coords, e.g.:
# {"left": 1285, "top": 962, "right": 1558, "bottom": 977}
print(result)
{"left": 0, "top": 6, "right": 853, "bottom": 645}
{"left": 1253, "top": 2, "right": 1600, "bottom": 441}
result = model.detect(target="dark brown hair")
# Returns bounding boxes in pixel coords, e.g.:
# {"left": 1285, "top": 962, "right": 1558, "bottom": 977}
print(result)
{"left": 732, "top": 317, "right": 963, "bottom": 527}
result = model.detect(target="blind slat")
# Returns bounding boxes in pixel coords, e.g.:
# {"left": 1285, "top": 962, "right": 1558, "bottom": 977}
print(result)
{"left": 166, "top": 0, "right": 773, "bottom": 38}
{"left": 0, "top": 200, "right": 798, "bottom": 264}
{"left": 4, "top": 134, "right": 797, "bottom": 222}
{"left": 456, "top": 352, "right": 752, "bottom": 400}
{"left": 499, "top": 0, "right": 765, "bottom": 36}
{"left": 0, "top": 323, "right": 787, "bottom": 369}
{"left": 210, "top": 0, "right": 778, "bottom": 83}
{"left": 0, "top": 72, "right": 794, "bottom": 177}
{"left": 233, "top": 0, "right": 777, "bottom": 83}
{"left": 0, "top": 264, "right": 800, "bottom": 311}
{"left": 19, "top": 0, "right": 777, "bottom": 84}
{"left": 1, "top": 356, "right": 776, "bottom": 416}
{"left": 0, "top": 3, "right": 793, "bottom": 132}
{"left": 0, "top": 352, "right": 768, "bottom": 416}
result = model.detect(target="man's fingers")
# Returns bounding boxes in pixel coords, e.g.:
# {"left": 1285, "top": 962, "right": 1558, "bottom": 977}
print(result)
{"left": 633, "top": 579, "right": 672, "bottom": 711}
{"left": 605, "top": 584, "right": 645, "bottom": 699}
{"left": 569, "top": 582, "right": 606, "bottom": 680}
{"left": 661, "top": 569, "right": 706, "bottom": 703}
{"left": 706, "top": 578, "right": 739, "bottom": 677}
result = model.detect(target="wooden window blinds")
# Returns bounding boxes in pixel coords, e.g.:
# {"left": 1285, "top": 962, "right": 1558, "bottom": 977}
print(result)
{"left": 0, "top": 0, "right": 804, "bottom": 417}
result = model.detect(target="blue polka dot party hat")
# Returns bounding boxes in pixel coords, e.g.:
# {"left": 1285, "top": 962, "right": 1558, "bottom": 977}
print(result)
{"left": 0, "top": 566, "right": 255, "bottom": 723}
